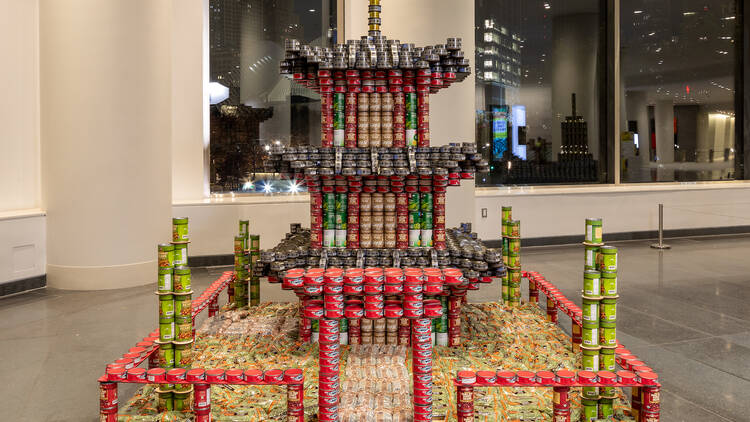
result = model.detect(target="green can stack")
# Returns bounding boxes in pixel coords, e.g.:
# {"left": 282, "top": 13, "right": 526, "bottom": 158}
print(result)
{"left": 233, "top": 221, "right": 250, "bottom": 308}
{"left": 156, "top": 220, "right": 195, "bottom": 407}
{"left": 500, "top": 206, "right": 512, "bottom": 303}
{"left": 581, "top": 217, "right": 604, "bottom": 403}
{"left": 420, "top": 191, "right": 433, "bottom": 248}
{"left": 249, "top": 232, "right": 261, "bottom": 306}
{"left": 598, "top": 245, "right": 618, "bottom": 400}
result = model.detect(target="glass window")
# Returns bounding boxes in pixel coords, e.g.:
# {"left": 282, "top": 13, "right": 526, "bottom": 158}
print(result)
{"left": 620, "top": 0, "right": 740, "bottom": 182}
{"left": 475, "top": 0, "right": 607, "bottom": 186}
{"left": 209, "top": 0, "right": 336, "bottom": 193}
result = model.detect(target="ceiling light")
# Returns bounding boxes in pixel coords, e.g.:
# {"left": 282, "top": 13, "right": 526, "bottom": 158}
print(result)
{"left": 309, "top": 9, "right": 316, "bottom": 12}
{"left": 634, "top": 10, "right": 643, "bottom": 14}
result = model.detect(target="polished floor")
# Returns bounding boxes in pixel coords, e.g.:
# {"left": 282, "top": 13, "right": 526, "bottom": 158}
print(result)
{"left": 1, "top": 236, "right": 748, "bottom": 421}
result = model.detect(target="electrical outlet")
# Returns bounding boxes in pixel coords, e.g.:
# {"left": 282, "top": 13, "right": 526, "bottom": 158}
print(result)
{"left": 481, "top": 208, "right": 488, "bottom": 218}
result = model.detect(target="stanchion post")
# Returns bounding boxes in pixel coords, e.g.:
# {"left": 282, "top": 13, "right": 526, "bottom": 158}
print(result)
{"left": 650, "top": 204, "right": 671, "bottom": 250}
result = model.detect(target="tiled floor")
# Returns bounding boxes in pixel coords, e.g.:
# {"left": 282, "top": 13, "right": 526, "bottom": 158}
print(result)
{"left": 1, "top": 235, "right": 748, "bottom": 421}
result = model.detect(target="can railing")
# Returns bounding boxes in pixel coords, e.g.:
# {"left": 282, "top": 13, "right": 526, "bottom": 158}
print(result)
{"left": 97, "top": 272, "right": 305, "bottom": 422}
{"left": 451, "top": 270, "right": 661, "bottom": 422}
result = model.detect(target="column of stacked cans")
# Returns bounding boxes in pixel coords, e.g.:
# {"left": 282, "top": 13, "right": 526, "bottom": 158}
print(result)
{"left": 155, "top": 217, "right": 194, "bottom": 411}
{"left": 248, "top": 231, "right": 261, "bottom": 306}
{"left": 580, "top": 217, "right": 617, "bottom": 419}
{"left": 233, "top": 220, "right": 249, "bottom": 307}
{"left": 500, "top": 206, "right": 512, "bottom": 302}
{"left": 501, "top": 208, "right": 522, "bottom": 307}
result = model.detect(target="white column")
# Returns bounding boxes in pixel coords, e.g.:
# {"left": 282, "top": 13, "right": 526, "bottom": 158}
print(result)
{"left": 624, "top": 90, "right": 651, "bottom": 180}
{"left": 345, "top": 0, "right": 476, "bottom": 227}
{"left": 40, "top": 0, "right": 173, "bottom": 290}
{"left": 654, "top": 100, "right": 675, "bottom": 180}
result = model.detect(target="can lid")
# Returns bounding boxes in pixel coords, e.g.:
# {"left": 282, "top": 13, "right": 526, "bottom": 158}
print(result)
{"left": 172, "top": 217, "right": 188, "bottom": 224}
{"left": 555, "top": 369, "right": 575, "bottom": 379}
{"left": 128, "top": 367, "right": 146, "bottom": 376}
{"left": 174, "top": 266, "right": 191, "bottom": 274}
{"left": 159, "top": 243, "right": 174, "bottom": 250}
{"left": 148, "top": 367, "right": 166, "bottom": 375}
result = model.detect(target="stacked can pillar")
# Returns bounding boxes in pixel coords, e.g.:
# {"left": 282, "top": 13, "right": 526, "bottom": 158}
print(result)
{"left": 368, "top": 77, "right": 382, "bottom": 147}
{"left": 396, "top": 191, "right": 409, "bottom": 249}
{"left": 310, "top": 192, "right": 323, "bottom": 249}
{"left": 455, "top": 381, "right": 475, "bottom": 422}
{"left": 419, "top": 187, "right": 433, "bottom": 248}
{"left": 416, "top": 83, "right": 430, "bottom": 147}
{"left": 391, "top": 71, "right": 406, "bottom": 147}
{"left": 433, "top": 186, "right": 446, "bottom": 249}
{"left": 500, "top": 206, "right": 512, "bottom": 302}
{"left": 553, "top": 386, "right": 572, "bottom": 422}
{"left": 404, "top": 78, "right": 418, "bottom": 146}
{"left": 99, "top": 381, "right": 118, "bottom": 421}
{"left": 333, "top": 77, "right": 346, "bottom": 147}
{"left": 380, "top": 79, "right": 393, "bottom": 147}
{"left": 411, "top": 318, "right": 433, "bottom": 421}
{"left": 287, "top": 381, "right": 305, "bottom": 422}
{"left": 318, "top": 317, "right": 341, "bottom": 421}
{"left": 319, "top": 69, "right": 333, "bottom": 148}
{"left": 345, "top": 70, "right": 359, "bottom": 148}
{"left": 447, "top": 293, "right": 462, "bottom": 346}
{"left": 249, "top": 233, "right": 261, "bottom": 306}
{"left": 358, "top": 78, "right": 371, "bottom": 147}
{"left": 581, "top": 218, "right": 606, "bottom": 408}
{"left": 193, "top": 383, "right": 211, "bottom": 421}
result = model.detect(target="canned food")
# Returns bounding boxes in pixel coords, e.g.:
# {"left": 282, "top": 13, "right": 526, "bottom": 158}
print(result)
{"left": 582, "top": 298, "right": 600, "bottom": 324}
{"left": 158, "top": 244, "right": 174, "bottom": 268}
{"left": 582, "top": 347, "right": 599, "bottom": 371}
{"left": 158, "top": 294, "right": 174, "bottom": 322}
{"left": 584, "top": 245, "right": 600, "bottom": 270}
{"left": 599, "top": 323, "right": 616, "bottom": 346}
{"left": 585, "top": 218, "right": 603, "bottom": 244}
{"left": 583, "top": 270, "right": 601, "bottom": 297}
{"left": 601, "top": 272, "right": 617, "bottom": 296}
{"left": 173, "top": 267, "right": 192, "bottom": 293}
{"left": 582, "top": 326, "right": 598, "bottom": 347}
{"left": 600, "top": 246, "right": 617, "bottom": 271}
{"left": 172, "top": 217, "right": 189, "bottom": 242}
{"left": 600, "top": 298, "right": 617, "bottom": 323}
{"left": 173, "top": 293, "right": 192, "bottom": 320}
{"left": 173, "top": 243, "right": 188, "bottom": 266}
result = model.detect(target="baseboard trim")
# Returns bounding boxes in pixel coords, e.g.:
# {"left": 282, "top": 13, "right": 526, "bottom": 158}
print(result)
{"left": 0, "top": 275, "right": 47, "bottom": 298}
{"left": 189, "top": 254, "right": 234, "bottom": 267}
{"left": 483, "top": 225, "right": 750, "bottom": 247}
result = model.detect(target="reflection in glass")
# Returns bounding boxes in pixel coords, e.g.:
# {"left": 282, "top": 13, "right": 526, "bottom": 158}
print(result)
{"left": 476, "top": 0, "right": 605, "bottom": 186}
{"left": 620, "top": 0, "right": 738, "bottom": 182}
{"left": 209, "top": 0, "right": 336, "bottom": 192}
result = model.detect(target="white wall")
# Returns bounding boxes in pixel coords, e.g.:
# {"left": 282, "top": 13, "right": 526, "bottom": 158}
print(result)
{"left": 0, "top": 212, "right": 46, "bottom": 284}
{"left": 475, "top": 183, "right": 750, "bottom": 241}
{"left": 0, "top": 0, "right": 40, "bottom": 212}
{"left": 173, "top": 197, "right": 310, "bottom": 256}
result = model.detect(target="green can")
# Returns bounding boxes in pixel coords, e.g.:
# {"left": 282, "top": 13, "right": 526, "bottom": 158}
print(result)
{"left": 335, "top": 210, "right": 347, "bottom": 230}
{"left": 582, "top": 398, "right": 599, "bottom": 420}
{"left": 501, "top": 206, "right": 512, "bottom": 223}
{"left": 599, "top": 322, "right": 617, "bottom": 346}
{"left": 173, "top": 243, "right": 188, "bottom": 266}
{"left": 158, "top": 294, "right": 174, "bottom": 322}
{"left": 173, "top": 266, "right": 192, "bottom": 293}
{"left": 158, "top": 244, "right": 174, "bottom": 268}
{"left": 599, "top": 347, "right": 615, "bottom": 371}
{"left": 584, "top": 245, "right": 600, "bottom": 271}
{"left": 239, "top": 219, "right": 249, "bottom": 237}
{"left": 333, "top": 92, "right": 345, "bottom": 129}
{"left": 174, "top": 342, "right": 193, "bottom": 368}
{"left": 249, "top": 234, "right": 260, "bottom": 251}
{"left": 335, "top": 192, "right": 347, "bottom": 213}
{"left": 158, "top": 342, "right": 174, "bottom": 367}
{"left": 585, "top": 217, "right": 603, "bottom": 244}
{"left": 507, "top": 220, "right": 520, "bottom": 237}
{"left": 582, "top": 298, "right": 600, "bottom": 324}
{"left": 507, "top": 253, "right": 520, "bottom": 268}
{"left": 600, "top": 385, "right": 616, "bottom": 398}
{"left": 598, "top": 398, "right": 614, "bottom": 418}
{"left": 508, "top": 238, "right": 521, "bottom": 254}
{"left": 175, "top": 320, "right": 193, "bottom": 342}
{"left": 600, "top": 298, "right": 617, "bottom": 323}
{"left": 235, "top": 269, "right": 248, "bottom": 283}
{"left": 311, "top": 318, "right": 319, "bottom": 333}
{"left": 600, "top": 246, "right": 618, "bottom": 271}
{"left": 159, "top": 382, "right": 174, "bottom": 392}
{"left": 172, "top": 217, "right": 189, "bottom": 242}
{"left": 582, "top": 347, "right": 600, "bottom": 371}
{"left": 501, "top": 274, "right": 509, "bottom": 302}
{"left": 234, "top": 253, "right": 248, "bottom": 270}
{"left": 323, "top": 192, "right": 336, "bottom": 215}
{"left": 582, "top": 325, "right": 598, "bottom": 347}
{"left": 339, "top": 317, "right": 348, "bottom": 334}
{"left": 234, "top": 281, "right": 247, "bottom": 299}
{"left": 250, "top": 278, "right": 260, "bottom": 306}
{"left": 601, "top": 271, "right": 617, "bottom": 296}
{"left": 158, "top": 268, "right": 173, "bottom": 293}
{"left": 420, "top": 193, "right": 433, "bottom": 212}
{"left": 509, "top": 268, "right": 521, "bottom": 284}
{"left": 405, "top": 93, "right": 418, "bottom": 129}
{"left": 174, "top": 293, "right": 192, "bottom": 320}
{"left": 159, "top": 321, "right": 174, "bottom": 342}
{"left": 173, "top": 391, "right": 191, "bottom": 409}
{"left": 234, "top": 235, "right": 247, "bottom": 254}
{"left": 409, "top": 212, "right": 421, "bottom": 229}
{"left": 436, "top": 296, "right": 448, "bottom": 333}
{"left": 583, "top": 270, "right": 601, "bottom": 297}
{"left": 157, "top": 391, "right": 174, "bottom": 411}
{"left": 421, "top": 212, "right": 433, "bottom": 229}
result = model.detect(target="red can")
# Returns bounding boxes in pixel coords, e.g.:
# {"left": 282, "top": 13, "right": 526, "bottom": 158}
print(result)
{"left": 126, "top": 367, "right": 146, "bottom": 382}
{"left": 364, "top": 309, "right": 384, "bottom": 319}
{"left": 225, "top": 369, "right": 244, "bottom": 383}
{"left": 383, "top": 283, "right": 403, "bottom": 295}
{"left": 146, "top": 367, "right": 166, "bottom": 383}
{"left": 244, "top": 369, "right": 264, "bottom": 383}
{"left": 319, "top": 332, "right": 340, "bottom": 344}
{"left": 496, "top": 370, "right": 516, "bottom": 385}
{"left": 403, "top": 284, "right": 423, "bottom": 294}
{"left": 264, "top": 369, "right": 284, "bottom": 384}
{"left": 319, "top": 341, "right": 340, "bottom": 353}
{"left": 99, "top": 382, "right": 118, "bottom": 409}
{"left": 166, "top": 368, "right": 187, "bottom": 384}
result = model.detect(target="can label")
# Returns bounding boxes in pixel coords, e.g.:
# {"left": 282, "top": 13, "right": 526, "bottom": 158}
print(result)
{"left": 159, "top": 322, "right": 174, "bottom": 341}
{"left": 158, "top": 272, "right": 172, "bottom": 292}
{"left": 174, "top": 297, "right": 191, "bottom": 319}
{"left": 600, "top": 301, "right": 617, "bottom": 322}
{"left": 582, "top": 301, "right": 599, "bottom": 323}
{"left": 601, "top": 273, "right": 617, "bottom": 296}
{"left": 582, "top": 327, "right": 598, "bottom": 346}
{"left": 159, "top": 297, "right": 174, "bottom": 320}
{"left": 175, "top": 321, "right": 193, "bottom": 341}
{"left": 581, "top": 351, "right": 599, "bottom": 371}
{"left": 583, "top": 273, "right": 600, "bottom": 297}
{"left": 420, "top": 230, "right": 433, "bottom": 247}
{"left": 600, "top": 326, "right": 617, "bottom": 346}
{"left": 158, "top": 345, "right": 174, "bottom": 367}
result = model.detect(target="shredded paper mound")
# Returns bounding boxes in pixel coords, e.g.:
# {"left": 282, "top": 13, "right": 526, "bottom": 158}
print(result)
{"left": 118, "top": 302, "right": 635, "bottom": 421}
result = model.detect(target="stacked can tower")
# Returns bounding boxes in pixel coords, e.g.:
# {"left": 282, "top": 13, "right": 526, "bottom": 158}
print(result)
{"left": 249, "top": 232, "right": 261, "bottom": 306}
{"left": 580, "top": 217, "right": 620, "bottom": 419}
{"left": 234, "top": 220, "right": 260, "bottom": 307}
{"left": 501, "top": 208, "right": 522, "bottom": 307}
{"left": 155, "top": 218, "right": 194, "bottom": 411}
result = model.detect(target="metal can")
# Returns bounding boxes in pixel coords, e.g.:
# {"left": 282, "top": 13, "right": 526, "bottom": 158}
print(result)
{"left": 582, "top": 398, "right": 598, "bottom": 420}
{"left": 158, "top": 244, "right": 174, "bottom": 268}
{"left": 599, "top": 347, "right": 615, "bottom": 371}
{"left": 172, "top": 217, "right": 189, "bottom": 242}
{"left": 585, "top": 218, "right": 603, "bottom": 244}
{"left": 582, "top": 298, "right": 600, "bottom": 324}
{"left": 582, "top": 347, "right": 599, "bottom": 371}
{"left": 600, "top": 246, "right": 617, "bottom": 271}
{"left": 600, "top": 298, "right": 617, "bottom": 323}
{"left": 159, "top": 321, "right": 174, "bottom": 342}
{"left": 158, "top": 294, "right": 174, "bottom": 322}
{"left": 584, "top": 245, "right": 600, "bottom": 271}
{"left": 582, "top": 326, "right": 598, "bottom": 347}
{"left": 174, "top": 320, "right": 193, "bottom": 342}
{"left": 174, "top": 293, "right": 192, "bottom": 320}
{"left": 158, "top": 268, "right": 173, "bottom": 294}
{"left": 409, "top": 229, "right": 421, "bottom": 247}
{"left": 501, "top": 206, "right": 512, "bottom": 223}
{"left": 601, "top": 271, "right": 617, "bottom": 296}
{"left": 173, "top": 267, "right": 192, "bottom": 293}
{"left": 173, "top": 243, "right": 188, "bottom": 266}
{"left": 583, "top": 270, "right": 601, "bottom": 297}
{"left": 174, "top": 341, "right": 193, "bottom": 367}
{"left": 157, "top": 342, "right": 174, "bottom": 367}
{"left": 599, "top": 323, "right": 616, "bottom": 346}
{"left": 507, "top": 220, "right": 520, "bottom": 237}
